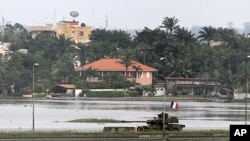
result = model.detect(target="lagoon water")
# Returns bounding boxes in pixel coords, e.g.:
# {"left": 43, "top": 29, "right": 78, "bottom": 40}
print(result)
{"left": 0, "top": 98, "right": 249, "bottom": 131}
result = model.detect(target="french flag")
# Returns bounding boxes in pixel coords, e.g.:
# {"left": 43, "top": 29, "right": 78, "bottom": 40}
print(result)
{"left": 170, "top": 101, "right": 179, "bottom": 110}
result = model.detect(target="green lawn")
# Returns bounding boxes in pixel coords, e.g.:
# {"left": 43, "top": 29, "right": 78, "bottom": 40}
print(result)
{"left": 68, "top": 118, "right": 126, "bottom": 123}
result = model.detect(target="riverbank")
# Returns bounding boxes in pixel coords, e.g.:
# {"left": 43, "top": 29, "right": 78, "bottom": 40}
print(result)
{"left": 0, "top": 130, "right": 229, "bottom": 141}
{"left": 1, "top": 95, "right": 248, "bottom": 102}
{"left": 49, "top": 96, "right": 217, "bottom": 102}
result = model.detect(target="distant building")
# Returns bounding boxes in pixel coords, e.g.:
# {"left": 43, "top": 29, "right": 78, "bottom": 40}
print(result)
{"left": 28, "top": 25, "right": 55, "bottom": 39}
{"left": 50, "top": 84, "right": 76, "bottom": 97}
{"left": 209, "top": 40, "right": 223, "bottom": 47}
{"left": 0, "top": 42, "right": 12, "bottom": 61}
{"left": 76, "top": 58, "right": 157, "bottom": 86}
{"left": 0, "top": 42, "right": 11, "bottom": 56}
{"left": 166, "top": 77, "right": 220, "bottom": 95}
{"left": 56, "top": 21, "right": 91, "bottom": 43}
{"left": 28, "top": 20, "right": 92, "bottom": 43}
{"left": 243, "top": 22, "right": 250, "bottom": 34}
{"left": 154, "top": 78, "right": 220, "bottom": 96}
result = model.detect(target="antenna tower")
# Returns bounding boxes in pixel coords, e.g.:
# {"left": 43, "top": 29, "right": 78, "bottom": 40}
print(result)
{"left": 93, "top": 0, "right": 95, "bottom": 29}
{"left": 1, "top": 16, "right": 4, "bottom": 43}
{"left": 106, "top": 14, "right": 108, "bottom": 28}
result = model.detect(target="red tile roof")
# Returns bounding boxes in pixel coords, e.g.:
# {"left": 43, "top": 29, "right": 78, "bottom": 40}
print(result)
{"left": 77, "top": 58, "right": 156, "bottom": 72}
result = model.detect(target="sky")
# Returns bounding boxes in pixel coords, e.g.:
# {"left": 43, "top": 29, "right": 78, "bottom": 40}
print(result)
{"left": 0, "top": 0, "right": 250, "bottom": 29}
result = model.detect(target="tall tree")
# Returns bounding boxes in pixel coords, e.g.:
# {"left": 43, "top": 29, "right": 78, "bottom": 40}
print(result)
{"left": 117, "top": 49, "right": 135, "bottom": 78}
{"left": 160, "top": 16, "right": 180, "bottom": 39}
{"left": 174, "top": 27, "right": 196, "bottom": 45}
{"left": 132, "top": 65, "right": 142, "bottom": 82}
{"left": 135, "top": 42, "right": 153, "bottom": 64}
{"left": 216, "top": 28, "right": 238, "bottom": 85}
{"left": 197, "top": 26, "right": 216, "bottom": 45}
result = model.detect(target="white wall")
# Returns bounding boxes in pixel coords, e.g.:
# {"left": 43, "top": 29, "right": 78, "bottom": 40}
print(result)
{"left": 75, "top": 89, "right": 82, "bottom": 97}
{"left": 89, "top": 89, "right": 124, "bottom": 91}
{"left": 234, "top": 93, "right": 250, "bottom": 99}
{"left": 155, "top": 87, "right": 166, "bottom": 96}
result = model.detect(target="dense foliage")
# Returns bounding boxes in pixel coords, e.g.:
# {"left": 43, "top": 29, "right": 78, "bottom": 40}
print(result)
{"left": 0, "top": 17, "right": 250, "bottom": 96}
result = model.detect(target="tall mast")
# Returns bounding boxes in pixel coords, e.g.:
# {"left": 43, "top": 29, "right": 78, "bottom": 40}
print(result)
{"left": 92, "top": 0, "right": 95, "bottom": 29}
{"left": 1, "top": 16, "right": 4, "bottom": 43}
{"left": 106, "top": 14, "right": 108, "bottom": 29}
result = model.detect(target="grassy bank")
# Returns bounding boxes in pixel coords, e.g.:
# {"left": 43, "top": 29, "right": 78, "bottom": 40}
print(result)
{"left": 49, "top": 96, "right": 216, "bottom": 102}
{"left": 68, "top": 118, "right": 125, "bottom": 123}
{"left": 0, "top": 130, "right": 229, "bottom": 135}
{"left": 0, "top": 130, "right": 229, "bottom": 138}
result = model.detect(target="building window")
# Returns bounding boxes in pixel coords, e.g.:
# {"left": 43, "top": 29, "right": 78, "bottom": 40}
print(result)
{"left": 80, "top": 31, "right": 84, "bottom": 36}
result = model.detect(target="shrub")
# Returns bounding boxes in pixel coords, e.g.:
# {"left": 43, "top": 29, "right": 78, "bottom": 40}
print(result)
{"left": 83, "top": 91, "right": 124, "bottom": 97}
{"left": 127, "top": 91, "right": 140, "bottom": 97}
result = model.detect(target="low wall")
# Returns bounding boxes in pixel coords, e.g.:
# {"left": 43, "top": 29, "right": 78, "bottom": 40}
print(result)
{"left": 234, "top": 93, "right": 250, "bottom": 99}
{"left": 103, "top": 127, "right": 136, "bottom": 132}
{"left": 90, "top": 89, "right": 124, "bottom": 92}
{"left": 22, "top": 94, "right": 32, "bottom": 98}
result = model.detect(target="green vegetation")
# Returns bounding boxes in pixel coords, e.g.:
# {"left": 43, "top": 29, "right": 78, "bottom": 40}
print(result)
{"left": 68, "top": 118, "right": 125, "bottom": 123}
{"left": 0, "top": 16, "right": 250, "bottom": 97}
{"left": 0, "top": 130, "right": 229, "bottom": 137}
{"left": 173, "top": 130, "right": 229, "bottom": 135}
{"left": 33, "top": 93, "right": 47, "bottom": 98}
{"left": 82, "top": 91, "right": 124, "bottom": 97}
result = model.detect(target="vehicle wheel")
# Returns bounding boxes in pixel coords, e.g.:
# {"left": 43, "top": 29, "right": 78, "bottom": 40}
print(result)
{"left": 152, "top": 128, "right": 158, "bottom": 132}
{"left": 173, "top": 128, "right": 179, "bottom": 131}
{"left": 137, "top": 126, "right": 144, "bottom": 132}
{"left": 165, "top": 128, "right": 170, "bottom": 131}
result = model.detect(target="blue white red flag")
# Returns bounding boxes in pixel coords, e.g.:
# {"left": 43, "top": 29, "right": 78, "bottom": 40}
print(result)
{"left": 170, "top": 101, "right": 179, "bottom": 109}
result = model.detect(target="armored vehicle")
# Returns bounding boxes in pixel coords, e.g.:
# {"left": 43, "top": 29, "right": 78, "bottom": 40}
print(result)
{"left": 137, "top": 112, "right": 185, "bottom": 131}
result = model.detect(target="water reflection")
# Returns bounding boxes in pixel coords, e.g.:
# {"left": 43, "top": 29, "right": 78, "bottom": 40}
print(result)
{"left": 0, "top": 99, "right": 249, "bottom": 131}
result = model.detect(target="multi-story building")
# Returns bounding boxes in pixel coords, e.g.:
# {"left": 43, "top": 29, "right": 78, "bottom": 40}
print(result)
{"left": 28, "top": 20, "right": 92, "bottom": 43}
{"left": 56, "top": 20, "right": 91, "bottom": 43}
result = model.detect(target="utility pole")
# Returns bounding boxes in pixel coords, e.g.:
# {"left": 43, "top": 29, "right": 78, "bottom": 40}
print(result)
{"left": 32, "top": 63, "right": 39, "bottom": 131}
{"left": 245, "top": 55, "right": 250, "bottom": 125}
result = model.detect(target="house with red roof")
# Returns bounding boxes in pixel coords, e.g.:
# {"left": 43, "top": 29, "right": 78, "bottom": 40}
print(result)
{"left": 76, "top": 58, "right": 157, "bottom": 86}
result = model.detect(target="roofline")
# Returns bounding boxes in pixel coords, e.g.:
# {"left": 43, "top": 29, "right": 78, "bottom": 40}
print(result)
{"left": 165, "top": 77, "right": 218, "bottom": 81}
{"left": 79, "top": 69, "right": 157, "bottom": 72}
{"left": 50, "top": 84, "right": 76, "bottom": 89}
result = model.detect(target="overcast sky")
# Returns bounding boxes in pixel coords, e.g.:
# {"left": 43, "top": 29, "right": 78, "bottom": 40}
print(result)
{"left": 1, "top": 0, "right": 249, "bottom": 29}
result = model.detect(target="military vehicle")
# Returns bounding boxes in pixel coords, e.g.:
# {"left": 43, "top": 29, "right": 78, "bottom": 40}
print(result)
{"left": 137, "top": 112, "right": 185, "bottom": 131}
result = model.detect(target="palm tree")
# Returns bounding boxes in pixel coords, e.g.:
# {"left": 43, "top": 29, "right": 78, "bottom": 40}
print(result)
{"left": 132, "top": 65, "right": 142, "bottom": 82}
{"left": 173, "top": 27, "right": 196, "bottom": 45}
{"left": 160, "top": 16, "right": 180, "bottom": 39}
{"left": 166, "top": 42, "right": 186, "bottom": 95}
{"left": 117, "top": 49, "right": 135, "bottom": 78}
{"left": 150, "top": 17, "right": 179, "bottom": 83}
{"left": 197, "top": 26, "right": 216, "bottom": 45}
{"left": 215, "top": 28, "right": 238, "bottom": 85}
{"left": 84, "top": 67, "right": 99, "bottom": 81}
{"left": 135, "top": 42, "right": 153, "bottom": 64}
{"left": 117, "top": 49, "right": 135, "bottom": 93}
